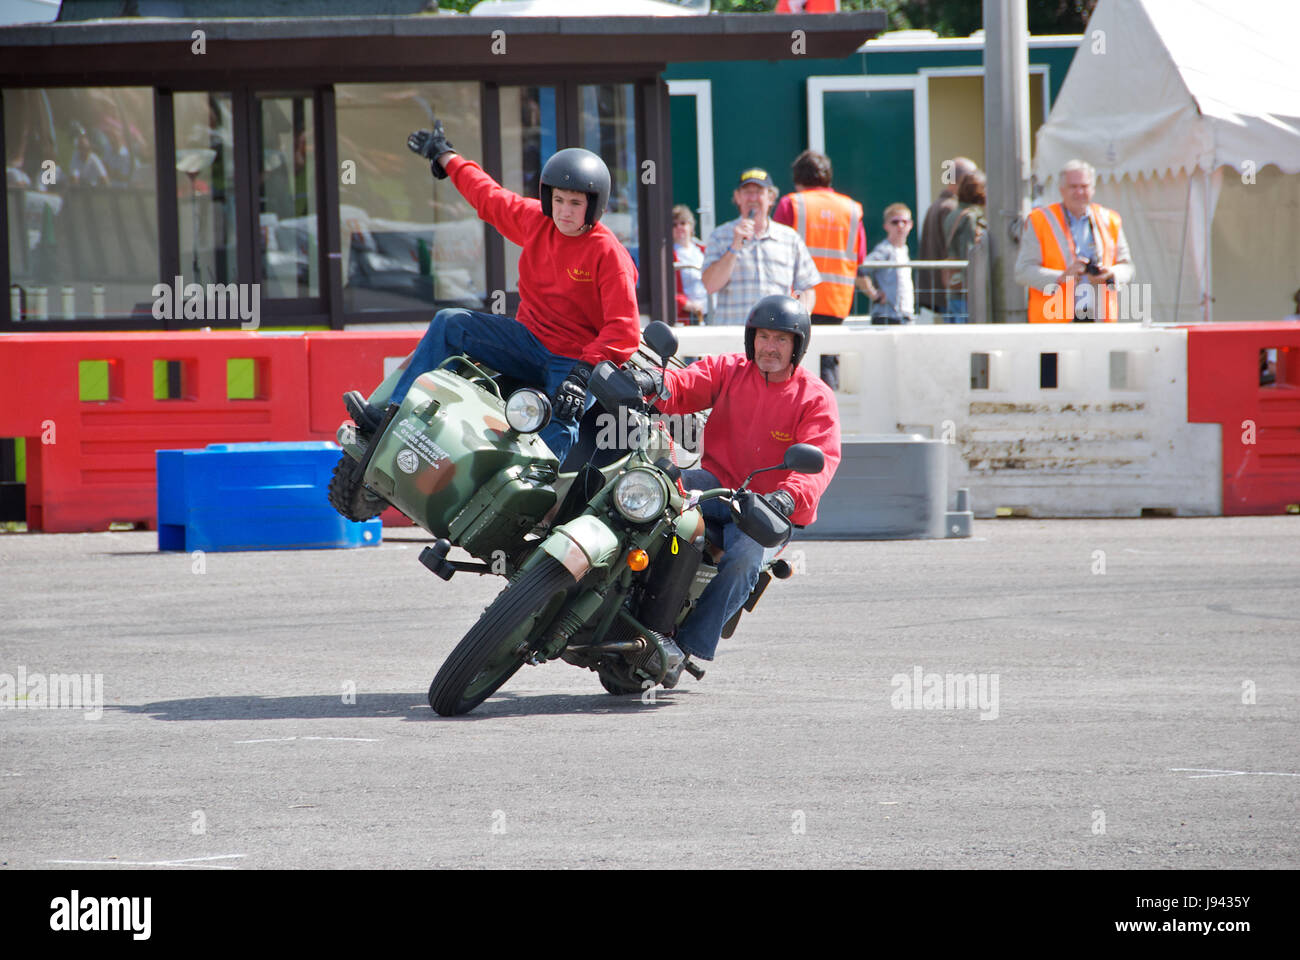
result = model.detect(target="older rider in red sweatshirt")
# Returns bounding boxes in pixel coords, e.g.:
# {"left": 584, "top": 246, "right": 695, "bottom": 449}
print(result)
{"left": 631, "top": 295, "right": 841, "bottom": 668}
{"left": 346, "top": 120, "right": 640, "bottom": 462}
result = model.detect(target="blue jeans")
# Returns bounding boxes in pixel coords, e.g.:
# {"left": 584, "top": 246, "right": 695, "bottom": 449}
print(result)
{"left": 945, "top": 296, "right": 970, "bottom": 324}
{"left": 673, "top": 468, "right": 782, "bottom": 661}
{"left": 388, "top": 308, "right": 589, "bottom": 461}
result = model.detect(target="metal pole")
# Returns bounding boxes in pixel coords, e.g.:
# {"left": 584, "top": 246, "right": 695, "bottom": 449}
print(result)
{"left": 983, "top": 0, "right": 1032, "bottom": 323}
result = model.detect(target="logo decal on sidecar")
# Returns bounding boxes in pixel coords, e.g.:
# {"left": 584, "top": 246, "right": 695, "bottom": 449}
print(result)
{"left": 394, "top": 419, "right": 451, "bottom": 470}
{"left": 397, "top": 449, "right": 419, "bottom": 474}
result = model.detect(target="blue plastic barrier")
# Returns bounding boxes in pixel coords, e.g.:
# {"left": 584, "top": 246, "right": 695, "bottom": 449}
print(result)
{"left": 157, "top": 442, "right": 381, "bottom": 552}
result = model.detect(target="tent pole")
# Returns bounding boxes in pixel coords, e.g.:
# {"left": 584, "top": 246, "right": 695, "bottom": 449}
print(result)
{"left": 1173, "top": 170, "right": 1191, "bottom": 325}
{"left": 1203, "top": 167, "right": 1213, "bottom": 324}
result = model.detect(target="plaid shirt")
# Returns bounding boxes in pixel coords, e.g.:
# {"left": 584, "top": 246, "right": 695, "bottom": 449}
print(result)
{"left": 702, "top": 218, "right": 821, "bottom": 325}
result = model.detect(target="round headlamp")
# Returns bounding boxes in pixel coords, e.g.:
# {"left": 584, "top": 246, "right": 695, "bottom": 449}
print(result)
{"left": 613, "top": 469, "right": 668, "bottom": 523}
{"left": 505, "top": 388, "right": 551, "bottom": 434}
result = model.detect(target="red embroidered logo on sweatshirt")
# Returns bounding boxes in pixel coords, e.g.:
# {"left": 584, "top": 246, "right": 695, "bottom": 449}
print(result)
{"left": 567, "top": 267, "right": 593, "bottom": 283}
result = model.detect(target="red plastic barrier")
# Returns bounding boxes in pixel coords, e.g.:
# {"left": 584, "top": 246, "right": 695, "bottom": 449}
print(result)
{"left": 0, "top": 332, "right": 311, "bottom": 532}
{"left": 1186, "top": 322, "right": 1300, "bottom": 515}
{"left": 304, "top": 331, "right": 421, "bottom": 527}
{"left": 0, "top": 328, "right": 534, "bottom": 532}
{"left": 303, "top": 331, "right": 420, "bottom": 438}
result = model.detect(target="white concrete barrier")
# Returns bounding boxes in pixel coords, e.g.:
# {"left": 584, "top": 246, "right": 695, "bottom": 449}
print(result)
{"left": 670, "top": 322, "right": 1222, "bottom": 518}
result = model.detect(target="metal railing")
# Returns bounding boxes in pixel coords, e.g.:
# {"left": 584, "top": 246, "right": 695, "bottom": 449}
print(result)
{"left": 856, "top": 259, "right": 980, "bottom": 324}
{"left": 671, "top": 258, "right": 983, "bottom": 325}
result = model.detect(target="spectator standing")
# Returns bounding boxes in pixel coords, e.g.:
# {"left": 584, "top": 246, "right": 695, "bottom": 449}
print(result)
{"left": 70, "top": 124, "right": 109, "bottom": 186}
{"left": 917, "top": 156, "right": 976, "bottom": 316}
{"left": 1014, "top": 159, "right": 1134, "bottom": 322}
{"left": 701, "top": 167, "right": 820, "bottom": 325}
{"left": 772, "top": 149, "right": 867, "bottom": 389}
{"left": 856, "top": 203, "right": 915, "bottom": 324}
{"left": 672, "top": 203, "right": 708, "bottom": 324}
{"left": 942, "top": 171, "right": 988, "bottom": 323}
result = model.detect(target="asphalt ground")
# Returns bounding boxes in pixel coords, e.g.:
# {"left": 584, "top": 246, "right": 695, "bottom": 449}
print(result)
{"left": 0, "top": 517, "right": 1296, "bottom": 873}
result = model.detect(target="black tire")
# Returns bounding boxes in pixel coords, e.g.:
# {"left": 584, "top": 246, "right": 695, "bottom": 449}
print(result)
{"left": 428, "top": 557, "right": 576, "bottom": 716}
{"left": 598, "top": 667, "right": 645, "bottom": 697}
{"left": 328, "top": 453, "right": 386, "bottom": 522}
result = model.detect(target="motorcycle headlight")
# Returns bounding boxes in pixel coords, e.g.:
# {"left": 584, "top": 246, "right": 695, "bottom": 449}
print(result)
{"left": 613, "top": 469, "right": 667, "bottom": 524}
{"left": 505, "top": 388, "right": 551, "bottom": 434}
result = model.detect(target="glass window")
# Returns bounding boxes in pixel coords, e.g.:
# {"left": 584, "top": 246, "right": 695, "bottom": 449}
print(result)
{"left": 335, "top": 82, "right": 484, "bottom": 314}
{"left": 257, "top": 93, "right": 318, "bottom": 299}
{"left": 174, "top": 92, "right": 237, "bottom": 286}
{"left": 5, "top": 87, "right": 159, "bottom": 321}
{"left": 580, "top": 83, "right": 639, "bottom": 269}
{"left": 500, "top": 85, "right": 557, "bottom": 293}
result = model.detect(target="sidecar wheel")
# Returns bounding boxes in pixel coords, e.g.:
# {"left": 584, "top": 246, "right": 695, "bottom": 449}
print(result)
{"left": 328, "top": 453, "right": 387, "bottom": 522}
{"left": 428, "top": 557, "right": 575, "bottom": 717}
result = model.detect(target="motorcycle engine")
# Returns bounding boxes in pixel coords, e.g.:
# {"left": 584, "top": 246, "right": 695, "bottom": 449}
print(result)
{"left": 604, "top": 619, "right": 675, "bottom": 680}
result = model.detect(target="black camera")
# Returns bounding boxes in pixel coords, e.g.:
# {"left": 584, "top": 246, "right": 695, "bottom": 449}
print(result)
{"left": 1081, "top": 257, "right": 1101, "bottom": 277}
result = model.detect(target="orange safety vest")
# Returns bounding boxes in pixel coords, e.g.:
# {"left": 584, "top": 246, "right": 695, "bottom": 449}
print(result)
{"left": 790, "top": 189, "right": 862, "bottom": 319}
{"left": 1026, "top": 202, "right": 1123, "bottom": 322}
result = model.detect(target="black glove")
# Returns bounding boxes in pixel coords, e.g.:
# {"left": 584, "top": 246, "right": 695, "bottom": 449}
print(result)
{"left": 764, "top": 489, "right": 796, "bottom": 519}
{"left": 407, "top": 122, "right": 455, "bottom": 180}
{"left": 629, "top": 367, "right": 664, "bottom": 398}
{"left": 554, "top": 362, "right": 593, "bottom": 422}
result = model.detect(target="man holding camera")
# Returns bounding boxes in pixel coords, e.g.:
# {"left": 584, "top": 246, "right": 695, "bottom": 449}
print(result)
{"left": 1015, "top": 159, "right": 1134, "bottom": 322}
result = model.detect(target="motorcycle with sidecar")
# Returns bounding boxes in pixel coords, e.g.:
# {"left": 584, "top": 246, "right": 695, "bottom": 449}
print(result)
{"left": 330, "top": 321, "right": 823, "bottom": 716}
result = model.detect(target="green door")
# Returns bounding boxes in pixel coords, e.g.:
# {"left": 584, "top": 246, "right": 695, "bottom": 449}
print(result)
{"left": 669, "top": 93, "right": 700, "bottom": 223}
{"left": 821, "top": 87, "right": 918, "bottom": 314}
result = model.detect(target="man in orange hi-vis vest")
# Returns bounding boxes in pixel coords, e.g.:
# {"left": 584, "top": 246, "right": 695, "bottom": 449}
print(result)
{"left": 1014, "top": 159, "right": 1135, "bottom": 322}
{"left": 773, "top": 150, "right": 866, "bottom": 388}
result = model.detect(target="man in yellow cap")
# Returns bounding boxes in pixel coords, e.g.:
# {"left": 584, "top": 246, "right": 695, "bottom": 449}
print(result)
{"left": 700, "top": 166, "right": 820, "bottom": 326}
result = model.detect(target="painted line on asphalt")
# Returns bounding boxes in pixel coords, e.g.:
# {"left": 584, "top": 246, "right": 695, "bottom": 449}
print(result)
{"left": 234, "top": 736, "right": 382, "bottom": 743}
{"left": 1171, "top": 767, "right": 1300, "bottom": 779}
{"left": 47, "top": 854, "right": 245, "bottom": 869}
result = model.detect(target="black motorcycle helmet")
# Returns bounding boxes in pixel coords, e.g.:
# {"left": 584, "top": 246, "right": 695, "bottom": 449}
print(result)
{"left": 745, "top": 295, "right": 812, "bottom": 368}
{"left": 540, "top": 148, "right": 611, "bottom": 227}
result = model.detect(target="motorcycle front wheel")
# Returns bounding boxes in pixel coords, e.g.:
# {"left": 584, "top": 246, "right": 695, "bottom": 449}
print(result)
{"left": 428, "top": 557, "right": 576, "bottom": 717}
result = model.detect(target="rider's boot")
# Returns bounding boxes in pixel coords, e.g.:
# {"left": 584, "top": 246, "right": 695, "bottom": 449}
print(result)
{"left": 344, "top": 391, "right": 385, "bottom": 437}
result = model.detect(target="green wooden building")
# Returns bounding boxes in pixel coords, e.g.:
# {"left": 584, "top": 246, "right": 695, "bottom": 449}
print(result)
{"left": 666, "top": 29, "right": 1079, "bottom": 290}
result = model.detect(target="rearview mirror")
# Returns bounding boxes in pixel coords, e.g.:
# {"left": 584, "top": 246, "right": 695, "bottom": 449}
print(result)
{"left": 782, "top": 443, "right": 824, "bottom": 475}
{"left": 643, "top": 321, "right": 678, "bottom": 363}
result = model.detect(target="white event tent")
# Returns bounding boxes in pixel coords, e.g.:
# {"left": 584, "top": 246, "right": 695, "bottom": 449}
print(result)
{"left": 1031, "top": 0, "right": 1300, "bottom": 323}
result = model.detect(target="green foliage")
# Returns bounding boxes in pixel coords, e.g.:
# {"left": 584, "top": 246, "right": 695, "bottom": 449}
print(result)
{"left": 710, "top": 0, "right": 774, "bottom": 10}
{"left": 436, "top": 0, "right": 1097, "bottom": 35}
{"left": 715, "top": 1, "right": 1098, "bottom": 37}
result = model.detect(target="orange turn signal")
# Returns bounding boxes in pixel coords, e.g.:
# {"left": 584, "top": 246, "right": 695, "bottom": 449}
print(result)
{"left": 626, "top": 549, "right": 649, "bottom": 571}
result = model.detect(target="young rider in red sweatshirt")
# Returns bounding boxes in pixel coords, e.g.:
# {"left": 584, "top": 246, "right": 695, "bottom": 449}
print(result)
{"left": 346, "top": 120, "right": 641, "bottom": 462}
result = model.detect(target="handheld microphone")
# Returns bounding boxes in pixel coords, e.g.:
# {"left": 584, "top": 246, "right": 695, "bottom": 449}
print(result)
{"left": 738, "top": 207, "right": 758, "bottom": 249}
